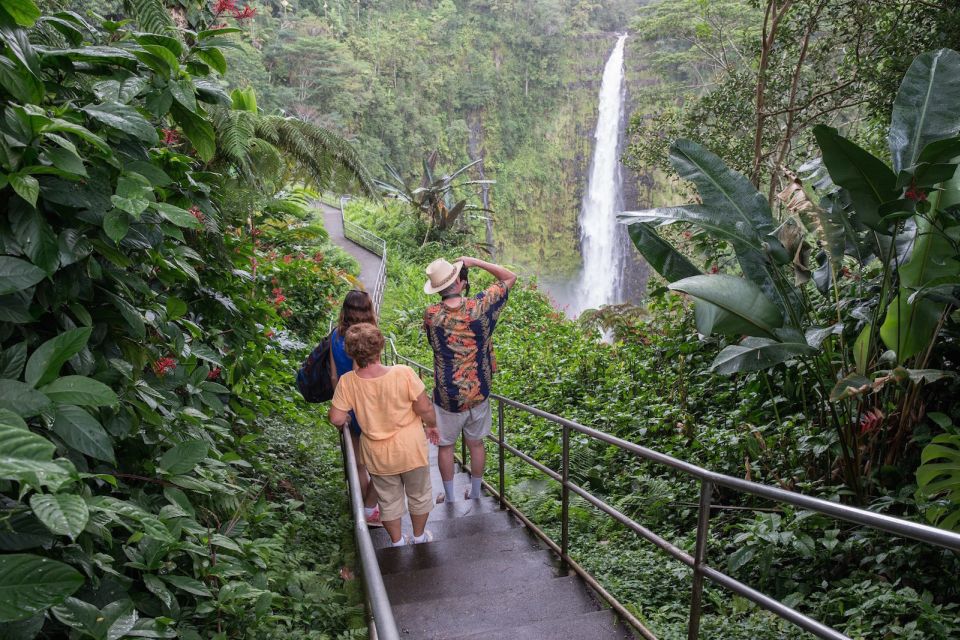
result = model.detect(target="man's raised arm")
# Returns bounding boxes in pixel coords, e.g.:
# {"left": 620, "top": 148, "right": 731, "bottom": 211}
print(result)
{"left": 458, "top": 256, "right": 517, "bottom": 290}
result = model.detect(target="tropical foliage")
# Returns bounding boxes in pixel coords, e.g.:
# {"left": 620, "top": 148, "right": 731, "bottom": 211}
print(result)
{"left": 623, "top": 49, "right": 960, "bottom": 508}
{"left": 0, "top": 1, "right": 367, "bottom": 636}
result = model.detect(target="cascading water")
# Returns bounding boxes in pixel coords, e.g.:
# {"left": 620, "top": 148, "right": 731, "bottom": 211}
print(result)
{"left": 574, "top": 34, "right": 628, "bottom": 315}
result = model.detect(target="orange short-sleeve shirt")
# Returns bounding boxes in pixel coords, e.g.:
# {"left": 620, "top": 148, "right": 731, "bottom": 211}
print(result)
{"left": 331, "top": 365, "right": 428, "bottom": 475}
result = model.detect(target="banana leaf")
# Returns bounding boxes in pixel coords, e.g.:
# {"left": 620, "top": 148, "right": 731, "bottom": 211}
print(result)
{"left": 889, "top": 48, "right": 960, "bottom": 174}
{"left": 710, "top": 337, "right": 814, "bottom": 375}
{"left": 813, "top": 125, "right": 898, "bottom": 232}
{"left": 669, "top": 274, "right": 783, "bottom": 338}
{"left": 625, "top": 222, "right": 701, "bottom": 283}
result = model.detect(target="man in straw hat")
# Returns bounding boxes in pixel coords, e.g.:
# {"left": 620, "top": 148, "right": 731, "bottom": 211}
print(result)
{"left": 423, "top": 256, "right": 516, "bottom": 502}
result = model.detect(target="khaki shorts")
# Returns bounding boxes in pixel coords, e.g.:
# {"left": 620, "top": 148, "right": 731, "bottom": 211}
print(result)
{"left": 436, "top": 399, "right": 492, "bottom": 446}
{"left": 370, "top": 465, "right": 433, "bottom": 521}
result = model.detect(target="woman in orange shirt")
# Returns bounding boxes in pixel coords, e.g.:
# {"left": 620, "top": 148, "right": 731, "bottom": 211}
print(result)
{"left": 328, "top": 323, "right": 440, "bottom": 546}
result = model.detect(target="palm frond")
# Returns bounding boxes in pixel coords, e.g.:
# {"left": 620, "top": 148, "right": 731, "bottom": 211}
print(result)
{"left": 254, "top": 116, "right": 378, "bottom": 197}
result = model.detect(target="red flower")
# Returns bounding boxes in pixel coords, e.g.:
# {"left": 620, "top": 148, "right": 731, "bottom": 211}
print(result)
{"left": 682, "top": 231, "right": 692, "bottom": 239}
{"left": 152, "top": 357, "right": 177, "bottom": 376}
{"left": 313, "top": 252, "right": 324, "bottom": 263}
{"left": 710, "top": 264, "right": 719, "bottom": 274}
{"left": 207, "top": 367, "right": 221, "bottom": 380}
{"left": 265, "top": 329, "right": 275, "bottom": 339}
{"left": 213, "top": 0, "right": 236, "bottom": 15}
{"left": 189, "top": 205, "right": 205, "bottom": 223}
{"left": 162, "top": 128, "right": 180, "bottom": 145}
{"left": 859, "top": 408, "right": 884, "bottom": 436}
{"left": 272, "top": 287, "right": 283, "bottom": 296}
{"left": 272, "top": 294, "right": 287, "bottom": 306}
{"left": 282, "top": 255, "right": 293, "bottom": 264}
{"left": 233, "top": 5, "right": 256, "bottom": 20}
{"left": 281, "top": 309, "right": 293, "bottom": 318}
{"left": 905, "top": 186, "right": 927, "bottom": 202}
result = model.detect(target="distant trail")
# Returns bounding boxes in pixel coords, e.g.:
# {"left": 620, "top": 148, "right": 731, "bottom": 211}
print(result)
{"left": 319, "top": 201, "right": 381, "bottom": 293}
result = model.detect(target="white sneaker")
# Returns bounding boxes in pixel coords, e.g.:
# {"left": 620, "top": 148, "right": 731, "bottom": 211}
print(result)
{"left": 412, "top": 530, "right": 434, "bottom": 544}
{"left": 391, "top": 534, "right": 410, "bottom": 547}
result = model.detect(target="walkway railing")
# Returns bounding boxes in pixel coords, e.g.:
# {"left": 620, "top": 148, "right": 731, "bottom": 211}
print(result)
{"left": 387, "top": 339, "right": 960, "bottom": 640}
{"left": 340, "top": 429, "right": 399, "bottom": 640}
{"left": 338, "top": 196, "right": 387, "bottom": 314}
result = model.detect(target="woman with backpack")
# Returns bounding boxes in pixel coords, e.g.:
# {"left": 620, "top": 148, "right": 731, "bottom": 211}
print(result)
{"left": 331, "top": 290, "right": 382, "bottom": 526}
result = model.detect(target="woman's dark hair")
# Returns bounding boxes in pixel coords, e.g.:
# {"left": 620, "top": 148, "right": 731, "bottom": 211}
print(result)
{"left": 338, "top": 290, "right": 376, "bottom": 337}
{"left": 458, "top": 266, "right": 470, "bottom": 297}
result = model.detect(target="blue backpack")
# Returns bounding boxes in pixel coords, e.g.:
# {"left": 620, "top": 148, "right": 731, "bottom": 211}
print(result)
{"left": 296, "top": 333, "right": 335, "bottom": 403}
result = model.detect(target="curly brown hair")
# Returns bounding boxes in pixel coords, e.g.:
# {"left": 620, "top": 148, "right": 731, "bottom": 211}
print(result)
{"left": 344, "top": 323, "right": 385, "bottom": 368}
{"left": 337, "top": 290, "right": 376, "bottom": 337}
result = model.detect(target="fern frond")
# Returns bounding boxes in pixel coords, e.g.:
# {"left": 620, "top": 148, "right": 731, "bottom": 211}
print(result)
{"left": 123, "top": 0, "right": 175, "bottom": 34}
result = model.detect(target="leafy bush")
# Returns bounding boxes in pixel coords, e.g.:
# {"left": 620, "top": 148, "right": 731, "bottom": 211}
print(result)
{"left": 0, "top": 2, "right": 363, "bottom": 637}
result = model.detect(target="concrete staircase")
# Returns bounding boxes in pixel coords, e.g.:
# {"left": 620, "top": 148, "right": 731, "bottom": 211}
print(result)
{"left": 368, "top": 447, "right": 632, "bottom": 639}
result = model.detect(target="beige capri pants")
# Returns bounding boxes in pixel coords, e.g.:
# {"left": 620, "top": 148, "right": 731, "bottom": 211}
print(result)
{"left": 369, "top": 465, "right": 433, "bottom": 521}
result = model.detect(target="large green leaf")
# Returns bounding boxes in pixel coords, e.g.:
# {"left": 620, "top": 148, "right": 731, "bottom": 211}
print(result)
{"left": 40, "top": 376, "right": 118, "bottom": 407}
{"left": 0, "top": 379, "right": 52, "bottom": 417}
{"left": 890, "top": 49, "right": 960, "bottom": 173}
{"left": 625, "top": 222, "right": 701, "bottom": 283}
{"left": 171, "top": 103, "right": 215, "bottom": 161}
{"left": 88, "top": 496, "right": 172, "bottom": 542}
{"left": 0, "top": 554, "right": 84, "bottom": 622}
{"left": 879, "top": 173, "right": 960, "bottom": 362}
{"left": 0, "top": 341, "right": 28, "bottom": 380}
{"left": 52, "top": 405, "right": 115, "bottom": 463}
{"left": 0, "top": 0, "right": 41, "bottom": 27}
{"left": 668, "top": 275, "right": 783, "bottom": 338}
{"left": 29, "top": 493, "right": 89, "bottom": 540}
{"left": 158, "top": 440, "right": 208, "bottom": 475}
{"left": 710, "top": 337, "right": 815, "bottom": 374}
{"left": 620, "top": 206, "right": 763, "bottom": 252}
{"left": 916, "top": 434, "right": 960, "bottom": 531}
{"left": 0, "top": 422, "right": 75, "bottom": 488}
{"left": 52, "top": 597, "right": 138, "bottom": 640}
{"left": 0, "top": 256, "right": 46, "bottom": 296}
{"left": 82, "top": 102, "right": 159, "bottom": 145}
{"left": 813, "top": 125, "right": 898, "bottom": 231}
{"left": 669, "top": 139, "right": 776, "bottom": 234}
{"left": 152, "top": 202, "right": 201, "bottom": 229}
{"left": 24, "top": 327, "right": 91, "bottom": 387}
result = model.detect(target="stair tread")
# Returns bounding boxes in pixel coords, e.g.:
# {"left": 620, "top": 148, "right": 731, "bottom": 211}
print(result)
{"left": 370, "top": 508, "right": 519, "bottom": 550}
{"left": 391, "top": 574, "right": 599, "bottom": 639}
{"left": 375, "top": 525, "right": 541, "bottom": 574}
{"left": 446, "top": 609, "right": 633, "bottom": 640}
{"left": 411, "top": 494, "right": 501, "bottom": 523}
{"left": 381, "top": 548, "right": 558, "bottom": 605}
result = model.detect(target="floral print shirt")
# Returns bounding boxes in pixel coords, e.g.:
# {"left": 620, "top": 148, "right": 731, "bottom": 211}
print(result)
{"left": 423, "top": 281, "right": 509, "bottom": 412}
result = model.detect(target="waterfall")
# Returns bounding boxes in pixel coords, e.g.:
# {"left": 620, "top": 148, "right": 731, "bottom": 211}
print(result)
{"left": 574, "top": 34, "right": 628, "bottom": 315}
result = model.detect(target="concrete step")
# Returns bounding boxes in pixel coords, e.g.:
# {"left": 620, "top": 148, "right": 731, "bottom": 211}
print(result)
{"left": 375, "top": 524, "right": 542, "bottom": 575}
{"left": 446, "top": 609, "right": 633, "bottom": 640}
{"left": 417, "top": 494, "right": 502, "bottom": 522}
{"left": 370, "top": 508, "right": 519, "bottom": 550}
{"left": 381, "top": 548, "right": 558, "bottom": 605}
{"left": 391, "top": 574, "right": 599, "bottom": 640}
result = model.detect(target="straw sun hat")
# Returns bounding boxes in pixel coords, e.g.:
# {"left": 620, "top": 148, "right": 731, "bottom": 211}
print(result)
{"left": 423, "top": 258, "right": 464, "bottom": 295}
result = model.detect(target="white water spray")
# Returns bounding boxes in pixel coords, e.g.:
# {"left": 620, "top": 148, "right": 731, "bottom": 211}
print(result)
{"left": 575, "top": 34, "right": 628, "bottom": 315}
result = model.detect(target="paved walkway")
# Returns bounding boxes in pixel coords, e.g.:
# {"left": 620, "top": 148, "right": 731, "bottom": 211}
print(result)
{"left": 320, "top": 201, "right": 381, "bottom": 293}
{"left": 327, "top": 202, "right": 630, "bottom": 638}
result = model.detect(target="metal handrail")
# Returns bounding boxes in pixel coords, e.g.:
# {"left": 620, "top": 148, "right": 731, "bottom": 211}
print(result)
{"left": 339, "top": 196, "right": 387, "bottom": 314}
{"left": 340, "top": 429, "right": 399, "bottom": 640}
{"left": 387, "top": 339, "right": 960, "bottom": 640}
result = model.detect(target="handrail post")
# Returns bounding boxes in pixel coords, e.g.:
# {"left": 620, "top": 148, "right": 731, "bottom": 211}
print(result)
{"left": 687, "top": 480, "right": 713, "bottom": 640}
{"left": 560, "top": 423, "right": 570, "bottom": 572}
{"left": 498, "top": 398, "right": 505, "bottom": 510}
